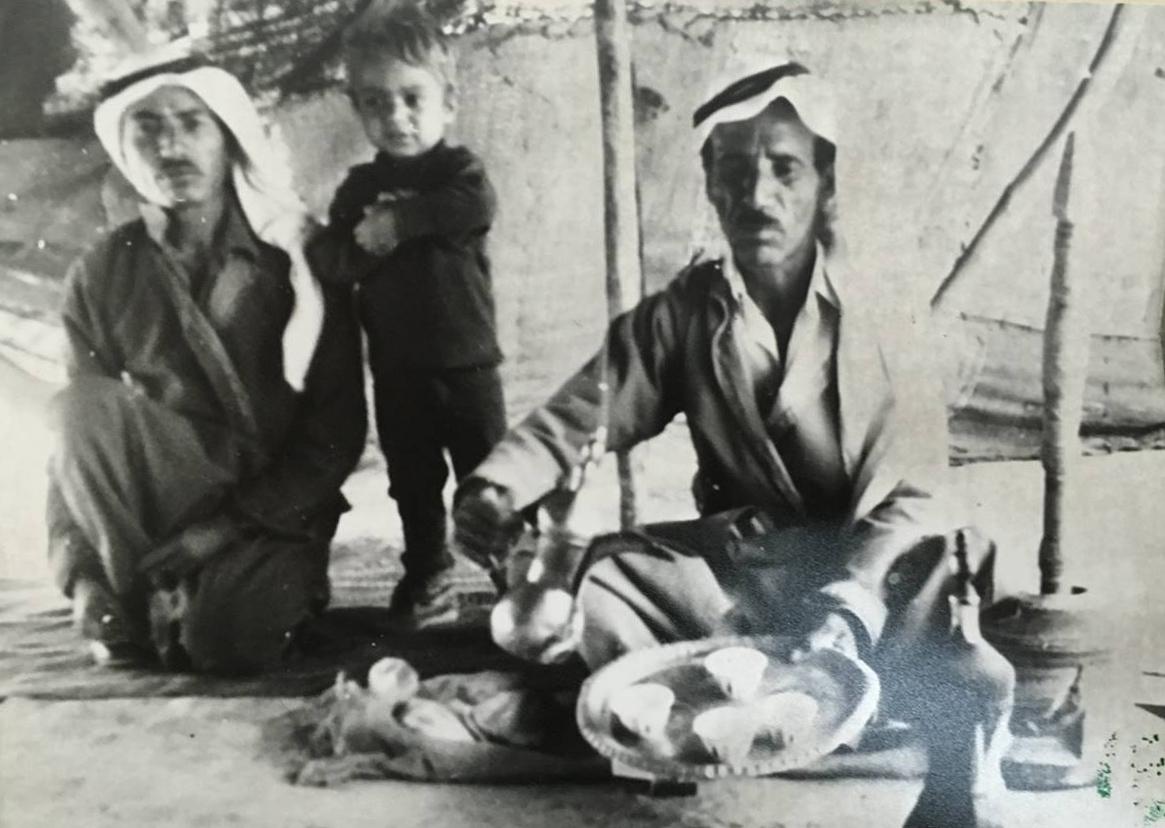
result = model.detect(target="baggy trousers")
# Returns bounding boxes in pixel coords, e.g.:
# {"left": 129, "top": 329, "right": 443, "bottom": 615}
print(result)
{"left": 575, "top": 510, "right": 995, "bottom": 720}
{"left": 49, "top": 376, "right": 334, "bottom": 674}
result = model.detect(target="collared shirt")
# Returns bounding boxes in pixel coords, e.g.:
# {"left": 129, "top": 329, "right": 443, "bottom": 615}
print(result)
{"left": 141, "top": 196, "right": 265, "bottom": 300}
{"left": 140, "top": 199, "right": 293, "bottom": 411}
{"left": 721, "top": 247, "right": 849, "bottom": 517}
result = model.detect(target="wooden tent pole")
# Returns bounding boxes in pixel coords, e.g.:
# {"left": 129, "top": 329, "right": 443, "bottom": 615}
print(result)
{"left": 980, "top": 134, "right": 1113, "bottom": 792}
{"left": 1039, "top": 132, "right": 1087, "bottom": 596}
{"left": 594, "top": 0, "right": 642, "bottom": 529}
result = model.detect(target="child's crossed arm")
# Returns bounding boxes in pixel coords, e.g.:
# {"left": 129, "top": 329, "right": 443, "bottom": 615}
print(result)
{"left": 354, "top": 148, "right": 496, "bottom": 260}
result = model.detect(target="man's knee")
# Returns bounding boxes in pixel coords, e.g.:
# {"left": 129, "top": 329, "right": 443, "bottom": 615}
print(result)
{"left": 581, "top": 532, "right": 659, "bottom": 585}
{"left": 577, "top": 556, "right": 653, "bottom": 670}
{"left": 182, "top": 587, "right": 307, "bottom": 674}
{"left": 50, "top": 376, "right": 132, "bottom": 458}
{"left": 181, "top": 544, "right": 326, "bottom": 674}
{"left": 575, "top": 532, "right": 716, "bottom": 669}
{"left": 576, "top": 551, "right": 631, "bottom": 613}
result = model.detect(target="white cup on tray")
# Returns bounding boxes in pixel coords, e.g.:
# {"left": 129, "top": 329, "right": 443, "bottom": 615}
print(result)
{"left": 691, "top": 704, "right": 758, "bottom": 765}
{"left": 609, "top": 682, "right": 676, "bottom": 742}
{"left": 703, "top": 646, "right": 769, "bottom": 701}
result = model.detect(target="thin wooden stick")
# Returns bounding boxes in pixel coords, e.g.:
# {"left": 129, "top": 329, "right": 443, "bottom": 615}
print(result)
{"left": 594, "top": 0, "right": 642, "bottom": 529}
{"left": 1040, "top": 132, "right": 1088, "bottom": 596}
{"left": 930, "top": 4, "right": 1125, "bottom": 309}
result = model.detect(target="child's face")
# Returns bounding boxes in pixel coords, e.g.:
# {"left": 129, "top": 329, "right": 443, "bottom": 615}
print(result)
{"left": 349, "top": 54, "right": 454, "bottom": 159}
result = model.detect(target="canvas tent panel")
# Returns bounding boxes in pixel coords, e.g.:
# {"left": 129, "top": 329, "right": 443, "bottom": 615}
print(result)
{"left": 933, "top": 4, "right": 1165, "bottom": 340}
{"left": 946, "top": 315, "right": 1165, "bottom": 424}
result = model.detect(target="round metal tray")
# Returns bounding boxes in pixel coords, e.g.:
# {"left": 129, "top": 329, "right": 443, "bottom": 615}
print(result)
{"left": 576, "top": 635, "right": 880, "bottom": 781}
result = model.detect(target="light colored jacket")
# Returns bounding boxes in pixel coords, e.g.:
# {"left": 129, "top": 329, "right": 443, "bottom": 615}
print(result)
{"left": 468, "top": 253, "right": 955, "bottom": 645}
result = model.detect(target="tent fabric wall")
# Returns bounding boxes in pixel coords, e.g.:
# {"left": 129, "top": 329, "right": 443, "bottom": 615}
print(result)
{"left": 2, "top": 1, "right": 1164, "bottom": 462}
{"left": 923, "top": 3, "right": 1165, "bottom": 457}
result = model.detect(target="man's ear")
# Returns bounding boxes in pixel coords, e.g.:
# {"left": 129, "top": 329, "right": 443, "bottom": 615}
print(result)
{"left": 815, "top": 170, "right": 837, "bottom": 250}
{"left": 444, "top": 83, "right": 459, "bottom": 117}
{"left": 700, "top": 139, "right": 721, "bottom": 206}
{"left": 704, "top": 163, "right": 727, "bottom": 215}
{"left": 213, "top": 113, "right": 242, "bottom": 162}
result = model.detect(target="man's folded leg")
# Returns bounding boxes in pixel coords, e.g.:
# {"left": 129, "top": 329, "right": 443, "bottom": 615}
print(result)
{"left": 49, "top": 376, "right": 239, "bottom": 651}
{"left": 49, "top": 376, "right": 238, "bottom": 599}
{"left": 575, "top": 521, "right": 736, "bottom": 670}
{"left": 179, "top": 533, "right": 331, "bottom": 675}
{"left": 573, "top": 513, "right": 835, "bottom": 670}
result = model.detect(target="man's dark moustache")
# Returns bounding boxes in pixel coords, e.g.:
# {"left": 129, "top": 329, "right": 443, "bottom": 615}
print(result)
{"left": 159, "top": 161, "right": 199, "bottom": 174}
{"left": 733, "top": 209, "right": 782, "bottom": 229}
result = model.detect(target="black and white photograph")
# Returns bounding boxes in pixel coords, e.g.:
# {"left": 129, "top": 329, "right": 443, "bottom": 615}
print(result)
{"left": 1, "top": 0, "right": 1163, "bottom": 825}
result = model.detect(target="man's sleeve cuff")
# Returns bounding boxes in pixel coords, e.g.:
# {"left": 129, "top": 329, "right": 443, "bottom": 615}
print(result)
{"left": 51, "top": 536, "right": 106, "bottom": 599}
{"left": 469, "top": 441, "right": 564, "bottom": 511}
{"left": 810, "top": 580, "right": 889, "bottom": 655}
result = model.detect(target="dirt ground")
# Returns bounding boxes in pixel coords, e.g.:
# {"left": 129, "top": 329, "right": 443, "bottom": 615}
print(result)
{"left": 2, "top": 361, "right": 1164, "bottom": 827}
{"left": 3, "top": 693, "right": 1152, "bottom": 828}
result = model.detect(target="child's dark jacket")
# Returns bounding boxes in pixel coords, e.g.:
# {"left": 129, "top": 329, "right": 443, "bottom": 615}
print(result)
{"left": 317, "top": 141, "right": 502, "bottom": 369}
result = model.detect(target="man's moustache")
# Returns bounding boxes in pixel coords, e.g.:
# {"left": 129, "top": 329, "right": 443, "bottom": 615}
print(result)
{"left": 732, "top": 209, "right": 783, "bottom": 231}
{"left": 158, "top": 161, "right": 201, "bottom": 177}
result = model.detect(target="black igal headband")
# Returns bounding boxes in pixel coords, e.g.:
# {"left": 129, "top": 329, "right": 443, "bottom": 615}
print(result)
{"left": 692, "top": 62, "right": 810, "bottom": 129}
{"left": 98, "top": 54, "right": 216, "bottom": 102}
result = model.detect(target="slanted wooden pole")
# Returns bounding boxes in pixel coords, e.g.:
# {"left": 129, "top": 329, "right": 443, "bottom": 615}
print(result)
{"left": 1039, "top": 133, "right": 1088, "bottom": 596}
{"left": 594, "top": 0, "right": 642, "bottom": 529}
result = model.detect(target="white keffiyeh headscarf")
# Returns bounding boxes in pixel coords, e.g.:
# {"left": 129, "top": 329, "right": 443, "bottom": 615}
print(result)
{"left": 693, "top": 59, "right": 838, "bottom": 152}
{"left": 93, "top": 53, "right": 324, "bottom": 392}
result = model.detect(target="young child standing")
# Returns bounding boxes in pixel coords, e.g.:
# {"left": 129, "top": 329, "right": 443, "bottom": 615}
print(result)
{"left": 324, "top": 7, "right": 505, "bottom": 629}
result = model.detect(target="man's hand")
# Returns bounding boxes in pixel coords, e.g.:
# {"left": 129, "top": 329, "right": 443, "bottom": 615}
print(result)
{"left": 452, "top": 482, "right": 523, "bottom": 572}
{"left": 791, "top": 611, "right": 860, "bottom": 663}
{"left": 354, "top": 204, "right": 401, "bottom": 256}
{"left": 140, "top": 514, "right": 235, "bottom": 586}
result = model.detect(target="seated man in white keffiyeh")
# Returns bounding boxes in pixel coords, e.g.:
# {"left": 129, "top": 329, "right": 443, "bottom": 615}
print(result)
{"left": 453, "top": 62, "right": 996, "bottom": 690}
{"left": 47, "top": 53, "right": 367, "bottom": 673}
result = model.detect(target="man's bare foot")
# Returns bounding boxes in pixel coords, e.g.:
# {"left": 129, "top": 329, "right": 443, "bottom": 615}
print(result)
{"left": 148, "top": 583, "right": 192, "bottom": 671}
{"left": 72, "top": 577, "right": 149, "bottom": 667}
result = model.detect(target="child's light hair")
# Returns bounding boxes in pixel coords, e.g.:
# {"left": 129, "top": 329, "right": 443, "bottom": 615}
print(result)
{"left": 343, "top": 3, "right": 457, "bottom": 95}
